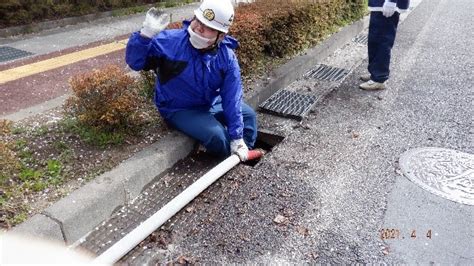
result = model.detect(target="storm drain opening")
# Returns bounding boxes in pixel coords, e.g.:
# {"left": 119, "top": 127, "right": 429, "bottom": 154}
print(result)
{"left": 304, "top": 64, "right": 350, "bottom": 82}
{"left": 244, "top": 129, "right": 284, "bottom": 167}
{"left": 259, "top": 89, "right": 317, "bottom": 121}
{"left": 353, "top": 34, "right": 368, "bottom": 45}
{"left": 0, "top": 46, "right": 33, "bottom": 63}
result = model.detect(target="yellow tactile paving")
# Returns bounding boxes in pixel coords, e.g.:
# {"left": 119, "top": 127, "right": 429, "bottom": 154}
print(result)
{"left": 0, "top": 39, "right": 129, "bottom": 85}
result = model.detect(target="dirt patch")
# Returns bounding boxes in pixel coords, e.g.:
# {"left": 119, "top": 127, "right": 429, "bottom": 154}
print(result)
{"left": 0, "top": 106, "right": 168, "bottom": 229}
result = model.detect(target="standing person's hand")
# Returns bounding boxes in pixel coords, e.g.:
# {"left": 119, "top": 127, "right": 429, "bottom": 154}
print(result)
{"left": 230, "top": 139, "right": 249, "bottom": 161}
{"left": 140, "top": 7, "right": 170, "bottom": 38}
{"left": 382, "top": 1, "right": 397, "bottom": 17}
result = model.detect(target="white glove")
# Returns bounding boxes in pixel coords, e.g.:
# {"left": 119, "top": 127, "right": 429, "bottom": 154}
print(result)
{"left": 140, "top": 7, "right": 170, "bottom": 38}
{"left": 382, "top": 1, "right": 397, "bottom": 18}
{"left": 230, "top": 138, "right": 249, "bottom": 162}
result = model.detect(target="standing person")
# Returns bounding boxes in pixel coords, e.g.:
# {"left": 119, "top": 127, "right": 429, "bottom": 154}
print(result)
{"left": 359, "top": 0, "right": 410, "bottom": 90}
{"left": 125, "top": 0, "right": 257, "bottom": 161}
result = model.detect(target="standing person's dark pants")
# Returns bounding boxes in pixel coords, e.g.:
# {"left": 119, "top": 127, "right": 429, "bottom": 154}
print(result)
{"left": 368, "top": 11, "right": 400, "bottom": 83}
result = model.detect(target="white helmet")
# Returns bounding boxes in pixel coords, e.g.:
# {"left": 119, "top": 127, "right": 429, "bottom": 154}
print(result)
{"left": 194, "top": 0, "right": 234, "bottom": 33}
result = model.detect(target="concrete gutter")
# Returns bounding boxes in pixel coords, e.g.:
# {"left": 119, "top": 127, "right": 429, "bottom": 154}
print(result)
{"left": 10, "top": 17, "right": 369, "bottom": 245}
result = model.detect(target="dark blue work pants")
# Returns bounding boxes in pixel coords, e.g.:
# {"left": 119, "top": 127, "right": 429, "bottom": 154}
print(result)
{"left": 368, "top": 11, "right": 400, "bottom": 83}
{"left": 165, "top": 102, "right": 257, "bottom": 158}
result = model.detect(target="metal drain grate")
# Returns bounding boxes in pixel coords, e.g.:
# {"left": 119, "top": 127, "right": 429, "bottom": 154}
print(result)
{"left": 0, "top": 46, "right": 33, "bottom": 62}
{"left": 259, "top": 89, "right": 317, "bottom": 120}
{"left": 353, "top": 34, "right": 368, "bottom": 45}
{"left": 304, "top": 64, "right": 350, "bottom": 82}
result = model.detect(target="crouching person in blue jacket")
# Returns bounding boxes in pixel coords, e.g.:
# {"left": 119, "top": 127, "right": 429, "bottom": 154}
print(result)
{"left": 360, "top": 0, "right": 410, "bottom": 90}
{"left": 125, "top": 0, "right": 257, "bottom": 161}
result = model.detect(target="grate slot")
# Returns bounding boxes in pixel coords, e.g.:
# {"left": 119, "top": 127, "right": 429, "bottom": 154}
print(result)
{"left": 321, "top": 67, "right": 338, "bottom": 80}
{"left": 304, "top": 65, "right": 324, "bottom": 78}
{"left": 329, "top": 68, "right": 346, "bottom": 81}
{"left": 353, "top": 34, "right": 368, "bottom": 45}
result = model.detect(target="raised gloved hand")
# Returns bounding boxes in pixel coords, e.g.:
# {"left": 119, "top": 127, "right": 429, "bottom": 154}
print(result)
{"left": 230, "top": 138, "right": 249, "bottom": 162}
{"left": 382, "top": 1, "right": 397, "bottom": 18}
{"left": 140, "top": 7, "right": 170, "bottom": 38}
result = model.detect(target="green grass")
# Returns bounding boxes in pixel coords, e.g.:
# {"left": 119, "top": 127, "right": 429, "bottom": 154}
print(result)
{"left": 14, "top": 139, "right": 27, "bottom": 150}
{"left": 111, "top": 6, "right": 149, "bottom": 17}
{"left": 59, "top": 118, "right": 124, "bottom": 148}
{"left": 19, "top": 168, "right": 42, "bottom": 182}
{"left": 11, "top": 212, "right": 28, "bottom": 225}
{"left": 45, "top": 159, "right": 63, "bottom": 186}
{"left": 11, "top": 126, "right": 27, "bottom": 135}
{"left": 53, "top": 141, "right": 69, "bottom": 152}
{"left": 32, "top": 125, "right": 49, "bottom": 137}
{"left": 16, "top": 142, "right": 35, "bottom": 164}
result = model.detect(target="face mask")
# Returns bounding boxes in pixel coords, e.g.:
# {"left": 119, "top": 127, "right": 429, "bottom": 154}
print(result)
{"left": 187, "top": 26, "right": 214, "bottom": 49}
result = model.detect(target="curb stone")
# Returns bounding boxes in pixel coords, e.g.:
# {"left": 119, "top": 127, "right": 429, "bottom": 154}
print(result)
{"left": 11, "top": 131, "right": 194, "bottom": 244}
{"left": 9, "top": 17, "right": 369, "bottom": 245}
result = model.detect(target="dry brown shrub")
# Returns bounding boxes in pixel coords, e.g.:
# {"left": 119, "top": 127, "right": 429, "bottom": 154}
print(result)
{"left": 64, "top": 64, "right": 148, "bottom": 131}
{"left": 0, "top": 119, "right": 12, "bottom": 136}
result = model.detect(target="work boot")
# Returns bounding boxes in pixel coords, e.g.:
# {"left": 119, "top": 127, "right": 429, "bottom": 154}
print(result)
{"left": 359, "top": 80, "right": 386, "bottom": 90}
{"left": 360, "top": 74, "right": 371, "bottom": 82}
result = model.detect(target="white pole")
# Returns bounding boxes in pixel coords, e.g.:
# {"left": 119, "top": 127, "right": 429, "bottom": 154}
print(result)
{"left": 94, "top": 154, "right": 241, "bottom": 264}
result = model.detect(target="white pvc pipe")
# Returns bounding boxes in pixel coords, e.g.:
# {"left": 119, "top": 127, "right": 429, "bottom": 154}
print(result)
{"left": 94, "top": 154, "right": 241, "bottom": 264}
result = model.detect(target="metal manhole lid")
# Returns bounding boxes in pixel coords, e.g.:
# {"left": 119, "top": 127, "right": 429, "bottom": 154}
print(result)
{"left": 399, "top": 147, "right": 474, "bottom": 205}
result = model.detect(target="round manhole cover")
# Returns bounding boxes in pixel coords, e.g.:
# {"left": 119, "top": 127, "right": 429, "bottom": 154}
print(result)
{"left": 399, "top": 147, "right": 473, "bottom": 205}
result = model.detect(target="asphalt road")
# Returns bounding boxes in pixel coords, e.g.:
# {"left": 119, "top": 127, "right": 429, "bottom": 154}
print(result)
{"left": 121, "top": 0, "right": 472, "bottom": 263}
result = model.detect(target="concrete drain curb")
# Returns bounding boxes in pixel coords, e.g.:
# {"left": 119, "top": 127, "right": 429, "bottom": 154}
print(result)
{"left": 12, "top": 131, "right": 194, "bottom": 244}
{"left": 10, "top": 17, "right": 367, "bottom": 245}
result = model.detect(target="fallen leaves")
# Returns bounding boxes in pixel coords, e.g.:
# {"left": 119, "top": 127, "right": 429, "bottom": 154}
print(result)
{"left": 297, "top": 226, "right": 310, "bottom": 237}
{"left": 273, "top": 214, "right": 290, "bottom": 225}
{"left": 175, "top": 255, "right": 194, "bottom": 264}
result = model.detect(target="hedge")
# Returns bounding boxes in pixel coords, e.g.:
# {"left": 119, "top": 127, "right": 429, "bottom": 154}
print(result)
{"left": 165, "top": 0, "right": 366, "bottom": 76}
{"left": 230, "top": 0, "right": 366, "bottom": 76}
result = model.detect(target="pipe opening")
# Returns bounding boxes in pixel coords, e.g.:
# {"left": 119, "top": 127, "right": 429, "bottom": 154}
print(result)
{"left": 244, "top": 129, "right": 284, "bottom": 167}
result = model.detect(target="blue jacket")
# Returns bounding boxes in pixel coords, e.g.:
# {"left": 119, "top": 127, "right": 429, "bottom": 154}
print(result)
{"left": 125, "top": 21, "right": 244, "bottom": 140}
{"left": 369, "top": 0, "right": 410, "bottom": 12}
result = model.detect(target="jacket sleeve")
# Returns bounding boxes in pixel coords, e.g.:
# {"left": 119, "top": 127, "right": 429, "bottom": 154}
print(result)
{"left": 220, "top": 52, "right": 244, "bottom": 140}
{"left": 125, "top": 32, "right": 153, "bottom": 71}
